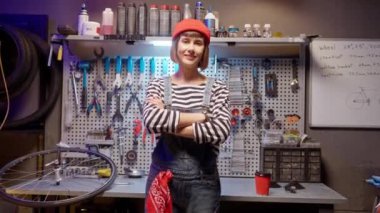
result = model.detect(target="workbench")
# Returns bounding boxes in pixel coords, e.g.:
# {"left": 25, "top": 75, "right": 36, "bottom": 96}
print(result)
{"left": 104, "top": 176, "right": 346, "bottom": 212}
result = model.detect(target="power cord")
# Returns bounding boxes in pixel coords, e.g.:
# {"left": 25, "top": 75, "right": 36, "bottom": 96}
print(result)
{"left": 0, "top": 40, "right": 10, "bottom": 130}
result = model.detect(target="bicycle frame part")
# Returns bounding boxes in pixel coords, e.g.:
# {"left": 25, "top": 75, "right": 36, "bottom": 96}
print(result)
{"left": 0, "top": 147, "right": 117, "bottom": 208}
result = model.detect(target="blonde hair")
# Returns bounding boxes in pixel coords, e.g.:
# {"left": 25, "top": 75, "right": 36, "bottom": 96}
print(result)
{"left": 170, "top": 32, "right": 209, "bottom": 70}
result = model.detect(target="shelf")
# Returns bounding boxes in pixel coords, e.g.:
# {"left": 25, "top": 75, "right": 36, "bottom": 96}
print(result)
{"left": 59, "top": 35, "right": 305, "bottom": 59}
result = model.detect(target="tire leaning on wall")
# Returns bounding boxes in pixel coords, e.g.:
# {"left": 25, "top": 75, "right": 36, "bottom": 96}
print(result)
{"left": 0, "top": 25, "right": 62, "bottom": 129}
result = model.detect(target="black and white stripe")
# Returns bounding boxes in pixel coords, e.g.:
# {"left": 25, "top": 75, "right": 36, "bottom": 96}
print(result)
{"left": 143, "top": 78, "right": 231, "bottom": 154}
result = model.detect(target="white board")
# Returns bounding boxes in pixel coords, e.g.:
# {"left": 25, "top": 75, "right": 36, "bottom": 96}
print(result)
{"left": 310, "top": 38, "right": 380, "bottom": 128}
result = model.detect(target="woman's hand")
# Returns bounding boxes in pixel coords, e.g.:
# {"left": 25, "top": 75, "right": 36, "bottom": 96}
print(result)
{"left": 146, "top": 96, "right": 164, "bottom": 109}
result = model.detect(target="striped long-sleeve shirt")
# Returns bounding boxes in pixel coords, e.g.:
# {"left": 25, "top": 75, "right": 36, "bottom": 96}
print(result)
{"left": 143, "top": 77, "right": 231, "bottom": 154}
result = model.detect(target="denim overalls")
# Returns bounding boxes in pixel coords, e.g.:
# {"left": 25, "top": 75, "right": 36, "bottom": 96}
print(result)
{"left": 146, "top": 76, "right": 220, "bottom": 213}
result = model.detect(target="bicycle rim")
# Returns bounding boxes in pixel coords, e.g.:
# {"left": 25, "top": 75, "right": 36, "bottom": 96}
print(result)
{"left": 0, "top": 147, "right": 117, "bottom": 208}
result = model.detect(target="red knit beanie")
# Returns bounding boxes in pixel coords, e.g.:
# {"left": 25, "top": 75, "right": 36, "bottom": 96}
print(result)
{"left": 172, "top": 19, "right": 211, "bottom": 45}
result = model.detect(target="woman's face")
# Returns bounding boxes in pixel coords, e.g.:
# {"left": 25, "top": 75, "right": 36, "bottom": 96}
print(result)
{"left": 176, "top": 31, "right": 205, "bottom": 69}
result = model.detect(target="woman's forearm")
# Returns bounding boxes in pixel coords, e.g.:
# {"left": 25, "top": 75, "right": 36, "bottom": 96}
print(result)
{"left": 176, "top": 112, "right": 206, "bottom": 130}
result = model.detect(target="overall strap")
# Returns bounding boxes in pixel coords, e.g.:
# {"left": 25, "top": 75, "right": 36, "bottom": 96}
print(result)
{"left": 163, "top": 76, "right": 172, "bottom": 108}
{"left": 202, "top": 77, "right": 215, "bottom": 107}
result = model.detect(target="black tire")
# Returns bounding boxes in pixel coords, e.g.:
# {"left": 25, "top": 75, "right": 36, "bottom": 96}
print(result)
{"left": 0, "top": 147, "right": 117, "bottom": 208}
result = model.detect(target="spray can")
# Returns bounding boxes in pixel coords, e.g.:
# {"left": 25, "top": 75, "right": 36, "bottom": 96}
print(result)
{"left": 148, "top": 4, "right": 159, "bottom": 36}
{"left": 137, "top": 3, "right": 147, "bottom": 36}
{"left": 127, "top": 3, "right": 136, "bottom": 36}
{"left": 159, "top": 4, "right": 170, "bottom": 36}
{"left": 204, "top": 9, "right": 216, "bottom": 36}
{"left": 194, "top": 1, "right": 205, "bottom": 21}
{"left": 77, "top": 2, "right": 89, "bottom": 35}
{"left": 102, "top": 8, "right": 114, "bottom": 35}
{"left": 116, "top": 2, "right": 126, "bottom": 36}
{"left": 183, "top": 3, "right": 192, "bottom": 19}
{"left": 170, "top": 5, "right": 181, "bottom": 34}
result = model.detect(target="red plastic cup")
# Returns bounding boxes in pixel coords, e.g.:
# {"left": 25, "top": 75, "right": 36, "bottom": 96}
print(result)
{"left": 255, "top": 171, "right": 271, "bottom": 195}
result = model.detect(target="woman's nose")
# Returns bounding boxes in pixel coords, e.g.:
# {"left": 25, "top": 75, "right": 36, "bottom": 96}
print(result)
{"left": 186, "top": 43, "right": 195, "bottom": 51}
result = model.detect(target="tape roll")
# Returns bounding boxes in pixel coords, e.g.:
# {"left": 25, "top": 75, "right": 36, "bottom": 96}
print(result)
{"left": 126, "top": 150, "right": 137, "bottom": 162}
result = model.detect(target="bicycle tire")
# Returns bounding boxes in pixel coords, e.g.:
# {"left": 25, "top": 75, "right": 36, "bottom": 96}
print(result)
{"left": 0, "top": 147, "right": 117, "bottom": 208}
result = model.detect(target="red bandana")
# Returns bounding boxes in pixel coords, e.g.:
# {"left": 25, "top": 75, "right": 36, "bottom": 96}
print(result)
{"left": 146, "top": 170, "right": 173, "bottom": 213}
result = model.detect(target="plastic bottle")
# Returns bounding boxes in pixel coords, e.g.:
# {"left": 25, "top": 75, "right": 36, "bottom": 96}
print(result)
{"left": 194, "top": 1, "right": 205, "bottom": 21}
{"left": 159, "top": 4, "right": 170, "bottom": 36}
{"left": 183, "top": 3, "right": 192, "bottom": 19}
{"left": 204, "top": 9, "right": 216, "bottom": 37}
{"left": 77, "top": 2, "right": 89, "bottom": 35}
{"left": 170, "top": 5, "right": 181, "bottom": 34}
{"left": 263, "top": 24, "right": 272, "bottom": 38}
{"left": 102, "top": 8, "right": 114, "bottom": 35}
{"left": 127, "top": 3, "right": 136, "bottom": 36}
{"left": 253, "top": 24, "right": 262, "bottom": 37}
{"left": 116, "top": 2, "right": 126, "bottom": 36}
{"left": 243, "top": 24, "right": 253, "bottom": 37}
{"left": 148, "top": 4, "right": 159, "bottom": 36}
{"left": 137, "top": 3, "right": 147, "bottom": 36}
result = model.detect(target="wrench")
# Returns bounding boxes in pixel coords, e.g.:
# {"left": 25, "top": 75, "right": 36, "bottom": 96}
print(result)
{"left": 93, "top": 47, "right": 106, "bottom": 92}
{"left": 112, "top": 93, "right": 124, "bottom": 123}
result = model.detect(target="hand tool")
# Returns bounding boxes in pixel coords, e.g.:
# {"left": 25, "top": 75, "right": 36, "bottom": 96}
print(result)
{"left": 113, "top": 56, "right": 123, "bottom": 92}
{"left": 93, "top": 47, "right": 107, "bottom": 92}
{"left": 70, "top": 61, "right": 80, "bottom": 116}
{"left": 106, "top": 91, "right": 113, "bottom": 114}
{"left": 150, "top": 57, "right": 156, "bottom": 78}
{"left": 64, "top": 77, "right": 73, "bottom": 128}
{"left": 112, "top": 93, "right": 124, "bottom": 123}
{"left": 291, "top": 59, "right": 300, "bottom": 93}
{"left": 162, "top": 58, "right": 168, "bottom": 76}
{"left": 138, "top": 57, "right": 145, "bottom": 90}
{"left": 78, "top": 61, "right": 91, "bottom": 112}
{"left": 86, "top": 91, "right": 102, "bottom": 117}
{"left": 104, "top": 56, "right": 111, "bottom": 75}
{"left": 124, "top": 89, "right": 143, "bottom": 115}
{"left": 125, "top": 56, "right": 134, "bottom": 87}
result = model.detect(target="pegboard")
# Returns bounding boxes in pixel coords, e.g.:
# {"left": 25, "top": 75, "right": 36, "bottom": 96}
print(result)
{"left": 61, "top": 48, "right": 305, "bottom": 177}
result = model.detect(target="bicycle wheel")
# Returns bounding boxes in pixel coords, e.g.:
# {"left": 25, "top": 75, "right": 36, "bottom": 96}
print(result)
{"left": 0, "top": 147, "right": 117, "bottom": 208}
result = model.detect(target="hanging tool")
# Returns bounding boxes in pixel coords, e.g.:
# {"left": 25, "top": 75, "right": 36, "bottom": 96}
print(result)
{"left": 125, "top": 56, "right": 134, "bottom": 87}
{"left": 106, "top": 91, "right": 113, "bottom": 114}
{"left": 70, "top": 61, "right": 80, "bottom": 116}
{"left": 133, "top": 119, "right": 142, "bottom": 145}
{"left": 291, "top": 59, "right": 300, "bottom": 93}
{"left": 113, "top": 56, "right": 123, "bottom": 92}
{"left": 112, "top": 93, "right": 124, "bottom": 123}
{"left": 124, "top": 63, "right": 143, "bottom": 116}
{"left": 93, "top": 47, "right": 107, "bottom": 92}
{"left": 124, "top": 89, "right": 143, "bottom": 115}
{"left": 104, "top": 56, "right": 111, "bottom": 75}
{"left": 78, "top": 61, "right": 91, "bottom": 112}
{"left": 86, "top": 91, "right": 102, "bottom": 117}
{"left": 138, "top": 57, "right": 145, "bottom": 90}
{"left": 162, "top": 58, "right": 168, "bottom": 76}
{"left": 150, "top": 57, "right": 156, "bottom": 78}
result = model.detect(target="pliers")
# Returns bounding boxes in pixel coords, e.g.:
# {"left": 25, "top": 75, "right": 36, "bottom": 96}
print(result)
{"left": 87, "top": 92, "right": 102, "bottom": 117}
{"left": 124, "top": 87, "right": 143, "bottom": 115}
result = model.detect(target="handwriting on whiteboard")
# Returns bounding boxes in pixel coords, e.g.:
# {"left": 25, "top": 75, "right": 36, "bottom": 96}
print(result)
{"left": 313, "top": 41, "right": 380, "bottom": 78}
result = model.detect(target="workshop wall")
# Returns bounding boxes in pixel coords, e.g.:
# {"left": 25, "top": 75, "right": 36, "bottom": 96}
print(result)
{"left": 1, "top": 0, "right": 380, "bottom": 212}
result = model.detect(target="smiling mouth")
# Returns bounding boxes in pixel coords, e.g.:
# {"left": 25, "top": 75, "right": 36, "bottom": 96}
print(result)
{"left": 184, "top": 55, "right": 197, "bottom": 60}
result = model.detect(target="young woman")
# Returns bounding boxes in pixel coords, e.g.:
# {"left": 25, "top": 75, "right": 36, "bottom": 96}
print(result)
{"left": 143, "top": 19, "right": 231, "bottom": 213}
